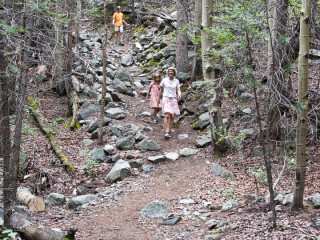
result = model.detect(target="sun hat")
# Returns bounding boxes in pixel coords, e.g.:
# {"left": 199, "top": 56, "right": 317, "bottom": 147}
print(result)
{"left": 166, "top": 67, "right": 176, "bottom": 76}
{"left": 117, "top": 6, "right": 121, "bottom": 9}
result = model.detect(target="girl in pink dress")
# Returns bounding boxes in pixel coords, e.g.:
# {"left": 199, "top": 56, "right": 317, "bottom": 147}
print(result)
{"left": 146, "top": 73, "right": 162, "bottom": 124}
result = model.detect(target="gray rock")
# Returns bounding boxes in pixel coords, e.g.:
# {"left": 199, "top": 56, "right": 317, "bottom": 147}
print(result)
{"left": 180, "top": 199, "right": 195, "bottom": 205}
{"left": 45, "top": 193, "right": 66, "bottom": 206}
{"left": 103, "top": 144, "right": 117, "bottom": 155}
{"left": 204, "top": 234, "right": 223, "bottom": 240}
{"left": 158, "top": 216, "right": 182, "bottom": 226}
{"left": 116, "top": 135, "right": 136, "bottom": 150}
{"left": 139, "top": 36, "right": 153, "bottom": 45}
{"left": 177, "top": 72, "right": 189, "bottom": 83}
{"left": 240, "top": 128, "right": 254, "bottom": 138}
{"left": 198, "top": 112, "right": 210, "bottom": 130}
{"left": 179, "top": 148, "right": 199, "bottom": 157}
{"left": 206, "top": 219, "right": 220, "bottom": 230}
{"left": 78, "top": 104, "right": 100, "bottom": 120}
{"left": 220, "top": 170, "right": 234, "bottom": 180}
{"left": 234, "top": 84, "right": 247, "bottom": 96}
{"left": 90, "top": 127, "right": 106, "bottom": 139}
{"left": 133, "top": 80, "right": 144, "bottom": 88}
{"left": 241, "top": 194, "right": 256, "bottom": 202}
{"left": 72, "top": 76, "right": 80, "bottom": 92}
{"left": 129, "top": 159, "right": 144, "bottom": 168}
{"left": 92, "top": 148, "right": 106, "bottom": 162}
{"left": 195, "top": 134, "right": 212, "bottom": 148}
{"left": 14, "top": 205, "right": 29, "bottom": 214}
{"left": 113, "top": 79, "right": 128, "bottom": 94}
{"left": 125, "top": 153, "right": 135, "bottom": 159}
{"left": 141, "top": 164, "right": 154, "bottom": 173}
{"left": 114, "top": 69, "right": 132, "bottom": 82}
{"left": 275, "top": 205, "right": 283, "bottom": 212}
{"left": 140, "top": 200, "right": 172, "bottom": 218}
{"left": 221, "top": 199, "right": 239, "bottom": 212}
{"left": 105, "top": 160, "right": 131, "bottom": 183}
{"left": 274, "top": 193, "right": 284, "bottom": 202}
{"left": 88, "top": 117, "right": 112, "bottom": 133}
{"left": 240, "top": 92, "right": 254, "bottom": 103}
{"left": 68, "top": 194, "right": 98, "bottom": 209}
{"left": 242, "top": 108, "right": 252, "bottom": 114}
{"left": 135, "top": 137, "right": 160, "bottom": 151}
{"left": 133, "top": 42, "right": 143, "bottom": 53}
{"left": 222, "top": 118, "right": 230, "bottom": 131}
{"left": 180, "top": 232, "right": 191, "bottom": 238}
{"left": 282, "top": 193, "right": 293, "bottom": 205}
{"left": 148, "top": 155, "right": 166, "bottom": 164}
{"left": 211, "top": 163, "right": 224, "bottom": 176}
{"left": 106, "top": 108, "right": 126, "bottom": 120}
{"left": 165, "top": 152, "right": 179, "bottom": 161}
{"left": 121, "top": 54, "right": 134, "bottom": 67}
{"left": 105, "top": 102, "right": 119, "bottom": 110}
{"left": 178, "top": 134, "right": 189, "bottom": 139}
{"left": 253, "top": 146, "right": 264, "bottom": 156}
{"left": 82, "top": 139, "right": 93, "bottom": 147}
{"left": 311, "top": 193, "right": 320, "bottom": 208}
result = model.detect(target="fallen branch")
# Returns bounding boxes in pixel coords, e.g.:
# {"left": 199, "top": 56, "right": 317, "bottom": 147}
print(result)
{"left": 17, "top": 186, "right": 45, "bottom": 212}
{"left": 27, "top": 97, "right": 74, "bottom": 174}
{"left": 122, "top": 10, "right": 176, "bottom": 23}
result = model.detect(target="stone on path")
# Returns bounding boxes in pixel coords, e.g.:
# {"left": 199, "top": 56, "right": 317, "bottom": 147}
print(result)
{"left": 195, "top": 133, "right": 212, "bottom": 148}
{"left": 103, "top": 144, "right": 117, "bottom": 155}
{"left": 148, "top": 155, "right": 166, "bottom": 164}
{"left": 158, "top": 216, "right": 182, "bottom": 226}
{"left": 106, "top": 108, "right": 126, "bottom": 120}
{"left": 139, "top": 200, "right": 172, "bottom": 218}
{"left": 116, "top": 135, "right": 136, "bottom": 150}
{"left": 68, "top": 194, "right": 98, "bottom": 209}
{"left": 141, "top": 164, "right": 154, "bottom": 173}
{"left": 105, "top": 160, "right": 131, "bottom": 183}
{"left": 179, "top": 148, "right": 199, "bottom": 157}
{"left": 135, "top": 137, "right": 160, "bottom": 151}
{"left": 165, "top": 152, "right": 179, "bottom": 161}
{"left": 178, "top": 134, "right": 188, "bottom": 139}
{"left": 45, "top": 193, "right": 66, "bottom": 207}
{"left": 204, "top": 234, "right": 223, "bottom": 240}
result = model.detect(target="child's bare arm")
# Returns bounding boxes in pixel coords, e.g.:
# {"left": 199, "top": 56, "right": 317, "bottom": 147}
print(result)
{"left": 145, "top": 85, "right": 152, "bottom": 101}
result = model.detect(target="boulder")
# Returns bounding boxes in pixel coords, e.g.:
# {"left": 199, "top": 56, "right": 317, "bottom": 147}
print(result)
{"left": 179, "top": 148, "right": 199, "bottom": 157}
{"left": 106, "top": 108, "right": 126, "bottom": 120}
{"left": 78, "top": 104, "right": 100, "bottom": 120}
{"left": 116, "top": 135, "right": 136, "bottom": 150}
{"left": 45, "top": 193, "right": 66, "bottom": 207}
{"left": 68, "top": 194, "right": 98, "bottom": 209}
{"left": 139, "top": 200, "right": 172, "bottom": 218}
{"left": 105, "top": 160, "right": 131, "bottom": 183}
{"left": 103, "top": 144, "right": 117, "bottom": 155}
{"left": 114, "top": 69, "right": 131, "bottom": 82}
{"left": 135, "top": 137, "right": 160, "bottom": 151}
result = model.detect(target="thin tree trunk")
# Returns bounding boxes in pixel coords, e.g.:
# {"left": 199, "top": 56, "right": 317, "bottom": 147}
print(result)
{"left": 99, "top": 0, "right": 108, "bottom": 144}
{"left": 192, "top": 0, "right": 202, "bottom": 79}
{"left": 291, "top": 0, "right": 311, "bottom": 211}
{"left": 176, "top": 0, "right": 189, "bottom": 74}
{"left": 201, "top": 0, "right": 225, "bottom": 153}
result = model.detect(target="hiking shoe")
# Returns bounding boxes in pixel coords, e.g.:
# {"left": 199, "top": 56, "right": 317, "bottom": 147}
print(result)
{"left": 153, "top": 119, "right": 157, "bottom": 124}
{"left": 115, "top": 41, "right": 119, "bottom": 45}
{"left": 164, "top": 133, "right": 170, "bottom": 139}
{"left": 119, "top": 41, "right": 125, "bottom": 46}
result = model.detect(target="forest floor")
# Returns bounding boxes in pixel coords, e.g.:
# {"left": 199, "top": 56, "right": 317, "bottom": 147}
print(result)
{"left": 2, "top": 20, "right": 320, "bottom": 240}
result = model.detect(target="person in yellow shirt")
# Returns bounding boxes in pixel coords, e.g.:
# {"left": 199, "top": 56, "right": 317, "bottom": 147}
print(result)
{"left": 112, "top": 6, "right": 128, "bottom": 46}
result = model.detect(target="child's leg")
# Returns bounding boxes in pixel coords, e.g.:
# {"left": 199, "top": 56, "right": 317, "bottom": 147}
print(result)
{"left": 153, "top": 108, "right": 157, "bottom": 119}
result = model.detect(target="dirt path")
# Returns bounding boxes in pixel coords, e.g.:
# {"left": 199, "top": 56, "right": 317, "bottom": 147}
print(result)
{"left": 26, "top": 26, "right": 320, "bottom": 240}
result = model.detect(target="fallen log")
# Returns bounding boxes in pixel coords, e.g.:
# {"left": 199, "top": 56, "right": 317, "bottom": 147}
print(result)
{"left": 10, "top": 212, "right": 67, "bottom": 240}
{"left": 27, "top": 97, "right": 75, "bottom": 174}
{"left": 122, "top": 10, "right": 176, "bottom": 23}
{"left": 17, "top": 186, "right": 45, "bottom": 212}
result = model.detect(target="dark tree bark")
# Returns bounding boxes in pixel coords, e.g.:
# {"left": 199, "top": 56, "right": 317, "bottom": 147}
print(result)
{"left": 192, "top": 0, "right": 202, "bottom": 79}
{"left": 176, "top": 0, "right": 190, "bottom": 74}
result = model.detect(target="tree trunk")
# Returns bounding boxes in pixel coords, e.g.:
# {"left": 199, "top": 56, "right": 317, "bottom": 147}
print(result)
{"left": 192, "top": 0, "right": 202, "bottom": 79}
{"left": 66, "top": 0, "right": 74, "bottom": 115}
{"left": 176, "top": 0, "right": 189, "bottom": 74}
{"left": 267, "top": 0, "right": 290, "bottom": 140}
{"left": 0, "top": 33, "right": 14, "bottom": 228}
{"left": 291, "top": 0, "right": 311, "bottom": 211}
{"left": 17, "top": 186, "right": 45, "bottom": 212}
{"left": 53, "top": 0, "right": 66, "bottom": 95}
{"left": 99, "top": 0, "right": 108, "bottom": 144}
{"left": 201, "top": 0, "right": 225, "bottom": 153}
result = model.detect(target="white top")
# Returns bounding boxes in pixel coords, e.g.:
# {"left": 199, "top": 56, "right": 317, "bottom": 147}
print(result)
{"left": 160, "top": 77, "right": 180, "bottom": 98}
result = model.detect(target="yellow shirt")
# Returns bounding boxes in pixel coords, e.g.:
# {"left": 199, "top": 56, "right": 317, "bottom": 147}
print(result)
{"left": 113, "top": 12, "right": 123, "bottom": 26}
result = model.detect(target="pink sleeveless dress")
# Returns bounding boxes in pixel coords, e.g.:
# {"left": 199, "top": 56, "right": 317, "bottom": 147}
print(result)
{"left": 149, "top": 83, "right": 161, "bottom": 108}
